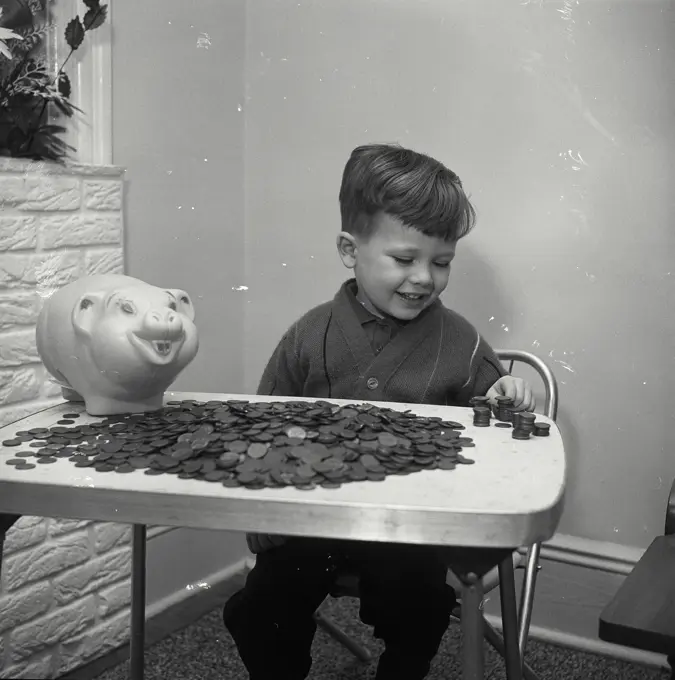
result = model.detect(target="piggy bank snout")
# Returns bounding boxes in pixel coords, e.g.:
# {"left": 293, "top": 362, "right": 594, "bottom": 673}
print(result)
{"left": 135, "top": 308, "right": 185, "bottom": 341}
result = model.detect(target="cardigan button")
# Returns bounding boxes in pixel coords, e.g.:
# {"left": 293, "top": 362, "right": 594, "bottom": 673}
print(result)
{"left": 366, "top": 377, "right": 379, "bottom": 390}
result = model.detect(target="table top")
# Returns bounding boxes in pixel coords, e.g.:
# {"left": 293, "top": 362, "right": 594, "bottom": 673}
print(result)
{"left": 0, "top": 392, "right": 566, "bottom": 548}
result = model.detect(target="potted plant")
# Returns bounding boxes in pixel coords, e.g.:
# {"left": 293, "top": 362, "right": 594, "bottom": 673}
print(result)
{"left": 0, "top": 0, "right": 108, "bottom": 163}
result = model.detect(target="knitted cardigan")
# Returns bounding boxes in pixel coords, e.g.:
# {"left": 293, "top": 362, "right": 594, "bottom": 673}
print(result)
{"left": 257, "top": 279, "right": 506, "bottom": 406}
{"left": 246, "top": 280, "right": 507, "bottom": 553}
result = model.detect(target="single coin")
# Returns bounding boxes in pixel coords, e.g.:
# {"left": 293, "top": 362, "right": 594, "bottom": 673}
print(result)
{"left": 247, "top": 443, "right": 269, "bottom": 459}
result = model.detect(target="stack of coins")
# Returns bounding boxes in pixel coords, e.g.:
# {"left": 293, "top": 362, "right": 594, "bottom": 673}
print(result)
{"left": 512, "top": 411, "right": 536, "bottom": 440}
{"left": 469, "top": 396, "right": 491, "bottom": 408}
{"left": 472, "top": 406, "right": 491, "bottom": 427}
{"left": 533, "top": 422, "right": 550, "bottom": 437}
{"left": 495, "top": 396, "right": 514, "bottom": 423}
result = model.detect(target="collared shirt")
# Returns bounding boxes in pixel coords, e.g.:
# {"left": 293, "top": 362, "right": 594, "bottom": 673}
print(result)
{"left": 345, "top": 281, "right": 409, "bottom": 355}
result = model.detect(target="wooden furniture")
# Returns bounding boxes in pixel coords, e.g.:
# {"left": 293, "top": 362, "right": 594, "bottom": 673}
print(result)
{"left": 0, "top": 391, "right": 566, "bottom": 680}
{"left": 314, "top": 349, "right": 559, "bottom": 680}
{"left": 599, "top": 479, "right": 675, "bottom": 678}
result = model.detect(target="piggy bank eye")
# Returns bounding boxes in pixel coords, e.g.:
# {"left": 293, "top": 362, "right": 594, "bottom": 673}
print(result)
{"left": 120, "top": 301, "right": 136, "bottom": 315}
{"left": 180, "top": 295, "right": 190, "bottom": 304}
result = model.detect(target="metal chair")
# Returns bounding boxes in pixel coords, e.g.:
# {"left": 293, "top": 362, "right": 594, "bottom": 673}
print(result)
{"left": 313, "top": 349, "right": 559, "bottom": 679}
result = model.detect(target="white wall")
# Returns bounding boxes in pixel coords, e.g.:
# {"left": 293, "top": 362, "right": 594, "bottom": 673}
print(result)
{"left": 242, "top": 0, "right": 675, "bottom": 550}
{"left": 110, "top": 0, "right": 250, "bottom": 671}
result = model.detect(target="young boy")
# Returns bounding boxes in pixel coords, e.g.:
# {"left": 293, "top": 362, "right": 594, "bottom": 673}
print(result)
{"left": 223, "top": 143, "right": 535, "bottom": 679}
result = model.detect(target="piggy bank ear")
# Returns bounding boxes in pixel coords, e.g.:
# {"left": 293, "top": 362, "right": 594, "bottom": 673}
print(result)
{"left": 72, "top": 292, "right": 106, "bottom": 337}
{"left": 167, "top": 290, "right": 195, "bottom": 321}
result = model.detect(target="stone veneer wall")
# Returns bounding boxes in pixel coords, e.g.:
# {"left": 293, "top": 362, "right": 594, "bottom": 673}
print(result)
{"left": 0, "top": 158, "right": 168, "bottom": 679}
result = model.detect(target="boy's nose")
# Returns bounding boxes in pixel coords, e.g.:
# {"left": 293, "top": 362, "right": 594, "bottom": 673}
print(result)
{"left": 409, "top": 267, "right": 433, "bottom": 287}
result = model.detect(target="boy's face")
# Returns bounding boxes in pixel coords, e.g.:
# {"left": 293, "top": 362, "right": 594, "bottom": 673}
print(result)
{"left": 337, "top": 213, "right": 456, "bottom": 321}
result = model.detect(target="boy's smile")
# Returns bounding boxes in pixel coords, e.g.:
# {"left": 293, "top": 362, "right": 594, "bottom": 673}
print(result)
{"left": 337, "top": 213, "right": 456, "bottom": 321}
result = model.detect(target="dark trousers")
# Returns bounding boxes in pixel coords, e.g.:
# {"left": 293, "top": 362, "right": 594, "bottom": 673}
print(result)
{"left": 223, "top": 537, "right": 456, "bottom": 680}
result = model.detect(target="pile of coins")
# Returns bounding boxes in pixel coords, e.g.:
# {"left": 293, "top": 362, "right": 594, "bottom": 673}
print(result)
{"left": 470, "top": 396, "right": 550, "bottom": 440}
{"left": 2, "top": 399, "right": 480, "bottom": 491}
{"left": 470, "top": 396, "right": 492, "bottom": 428}
{"left": 495, "top": 396, "right": 515, "bottom": 423}
{"left": 512, "top": 412, "right": 536, "bottom": 440}
{"left": 512, "top": 412, "right": 550, "bottom": 439}
{"left": 533, "top": 421, "right": 550, "bottom": 437}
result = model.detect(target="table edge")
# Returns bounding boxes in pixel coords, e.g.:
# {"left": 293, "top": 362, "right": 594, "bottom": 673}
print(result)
{"left": 0, "top": 478, "right": 566, "bottom": 549}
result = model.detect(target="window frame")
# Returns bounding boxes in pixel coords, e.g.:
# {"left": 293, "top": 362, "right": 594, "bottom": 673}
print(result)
{"left": 51, "top": 0, "right": 112, "bottom": 165}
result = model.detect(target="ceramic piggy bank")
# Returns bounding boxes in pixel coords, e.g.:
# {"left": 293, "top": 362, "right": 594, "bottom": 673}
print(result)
{"left": 36, "top": 274, "right": 199, "bottom": 416}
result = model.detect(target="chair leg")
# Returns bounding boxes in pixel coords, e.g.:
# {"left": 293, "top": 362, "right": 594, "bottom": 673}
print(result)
{"left": 313, "top": 609, "right": 373, "bottom": 663}
{"left": 518, "top": 543, "right": 541, "bottom": 659}
{"left": 499, "top": 556, "right": 522, "bottom": 679}
{"left": 483, "top": 618, "right": 540, "bottom": 680}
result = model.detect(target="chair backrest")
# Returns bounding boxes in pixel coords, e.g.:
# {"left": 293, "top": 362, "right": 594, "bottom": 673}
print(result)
{"left": 495, "top": 349, "right": 559, "bottom": 422}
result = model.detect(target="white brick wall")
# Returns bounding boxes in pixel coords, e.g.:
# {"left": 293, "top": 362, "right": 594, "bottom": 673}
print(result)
{"left": 0, "top": 158, "right": 171, "bottom": 678}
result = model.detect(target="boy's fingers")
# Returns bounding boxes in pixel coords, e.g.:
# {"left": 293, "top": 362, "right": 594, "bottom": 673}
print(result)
{"left": 524, "top": 389, "right": 532, "bottom": 410}
{"left": 517, "top": 380, "right": 530, "bottom": 404}
{"left": 485, "top": 386, "right": 500, "bottom": 404}
{"left": 502, "top": 380, "right": 518, "bottom": 401}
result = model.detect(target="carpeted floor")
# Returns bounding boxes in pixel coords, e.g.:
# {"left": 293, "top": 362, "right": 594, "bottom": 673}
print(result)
{"left": 85, "top": 596, "right": 670, "bottom": 680}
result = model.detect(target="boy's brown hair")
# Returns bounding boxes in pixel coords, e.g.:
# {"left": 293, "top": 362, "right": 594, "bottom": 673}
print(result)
{"left": 339, "top": 143, "right": 476, "bottom": 242}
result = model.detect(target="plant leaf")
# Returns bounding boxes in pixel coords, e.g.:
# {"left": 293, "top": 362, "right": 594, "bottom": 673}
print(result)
{"left": 35, "top": 124, "right": 69, "bottom": 134}
{"left": 82, "top": 0, "right": 101, "bottom": 9}
{"left": 64, "top": 17, "right": 85, "bottom": 50}
{"left": 6, "top": 126, "right": 27, "bottom": 154}
{"left": 57, "top": 72, "right": 70, "bottom": 98}
{"left": 52, "top": 99, "right": 74, "bottom": 118}
{"left": 83, "top": 5, "right": 107, "bottom": 32}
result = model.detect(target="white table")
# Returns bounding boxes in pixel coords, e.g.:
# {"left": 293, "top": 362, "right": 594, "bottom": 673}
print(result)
{"left": 0, "top": 392, "right": 566, "bottom": 680}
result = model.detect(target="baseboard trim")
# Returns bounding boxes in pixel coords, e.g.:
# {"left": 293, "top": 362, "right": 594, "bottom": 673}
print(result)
{"left": 146, "top": 525, "right": 176, "bottom": 539}
{"left": 485, "top": 615, "right": 670, "bottom": 670}
{"left": 60, "top": 557, "right": 251, "bottom": 680}
{"left": 144, "top": 556, "right": 250, "bottom": 621}
{"left": 60, "top": 534, "right": 665, "bottom": 678}
{"left": 540, "top": 533, "right": 645, "bottom": 576}
{"left": 505, "top": 532, "right": 669, "bottom": 670}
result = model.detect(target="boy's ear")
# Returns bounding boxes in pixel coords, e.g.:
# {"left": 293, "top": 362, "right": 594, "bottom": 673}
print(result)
{"left": 336, "top": 231, "right": 358, "bottom": 269}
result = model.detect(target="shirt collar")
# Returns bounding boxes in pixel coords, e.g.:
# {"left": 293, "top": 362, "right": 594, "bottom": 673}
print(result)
{"left": 344, "top": 279, "right": 408, "bottom": 329}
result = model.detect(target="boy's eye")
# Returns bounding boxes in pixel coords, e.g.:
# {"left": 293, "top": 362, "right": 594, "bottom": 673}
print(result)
{"left": 435, "top": 262, "right": 451, "bottom": 269}
{"left": 393, "top": 257, "right": 413, "bottom": 265}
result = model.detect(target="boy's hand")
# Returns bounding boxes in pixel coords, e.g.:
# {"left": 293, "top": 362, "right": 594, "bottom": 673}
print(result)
{"left": 486, "top": 376, "right": 536, "bottom": 412}
{"left": 246, "top": 532, "right": 288, "bottom": 554}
